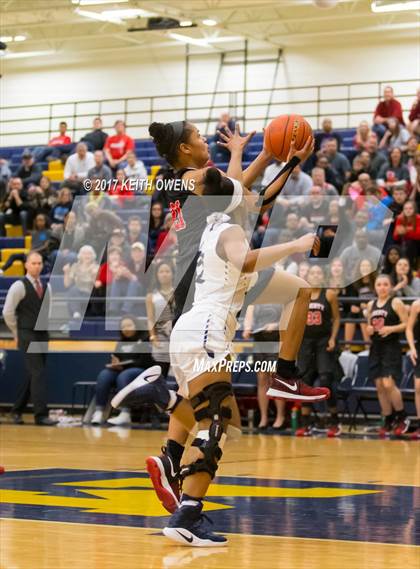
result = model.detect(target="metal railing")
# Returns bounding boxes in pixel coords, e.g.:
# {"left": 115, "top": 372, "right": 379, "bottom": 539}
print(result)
{"left": 1, "top": 78, "right": 418, "bottom": 146}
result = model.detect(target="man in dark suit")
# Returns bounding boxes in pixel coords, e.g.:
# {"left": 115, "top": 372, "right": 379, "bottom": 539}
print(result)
{"left": 2, "top": 251, "right": 56, "bottom": 426}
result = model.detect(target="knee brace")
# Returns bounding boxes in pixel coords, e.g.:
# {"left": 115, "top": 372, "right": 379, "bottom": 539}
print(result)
{"left": 180, "top": 382, "right": 233, "bottom": 481}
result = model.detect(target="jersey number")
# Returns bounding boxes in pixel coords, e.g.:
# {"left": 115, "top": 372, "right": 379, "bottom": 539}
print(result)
{"left": 307, "top": 310, "right": 322, "bottom": 326}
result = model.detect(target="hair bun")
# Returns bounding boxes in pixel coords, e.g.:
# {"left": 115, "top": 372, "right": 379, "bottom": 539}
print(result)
{"left": 149, "top": 122, "right": 166, "bottom": 141}
{"left": 204, "top": 167, "right": 222, "bottom": 190}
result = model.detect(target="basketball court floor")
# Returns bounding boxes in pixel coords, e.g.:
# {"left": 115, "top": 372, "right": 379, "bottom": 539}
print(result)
{"left": 0, "top": 424, "right": 418, "bottom": 569}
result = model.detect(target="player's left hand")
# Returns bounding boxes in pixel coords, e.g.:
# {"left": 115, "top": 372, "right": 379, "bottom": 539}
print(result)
{"left": 378, "top": 326, "right": 392, "bottom": 337}
{"left": 217, "top": 123, "right": 255, "bottom": 153}
{"left": 287, "top": 136, "right": 314, "bottom": 164}
{"left": 326, "top": 338, "right": 335, "bottom": 352}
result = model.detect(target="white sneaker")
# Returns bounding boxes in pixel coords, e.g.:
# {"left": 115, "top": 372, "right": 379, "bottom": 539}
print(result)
{"left": 111, "top": 365, "right": 162, "bottom": 409}
{"left": 91, "top": 410, "right": 104, "bottom": 425}
{"left": 107, "top": 410, "right": 131, "bottom": 426}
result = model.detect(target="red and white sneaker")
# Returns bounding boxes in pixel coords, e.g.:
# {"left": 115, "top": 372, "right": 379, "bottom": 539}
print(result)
{"left": 327, "top": 424, "right": 342, "bottom": 438}
{"left": 295, "top": 426, "right": 313, "bottom": 437}
{"left": 146, "top": 447, "right": 181, "bottom": 514}
{"left": 267, "top": 373, "right": 330, "bottom": 402}
{"left": 410, "top": 428, "right": 420, "bottom": 440}
{"left": 378, "top": 425, "right": 391, "bottom": 438}
{"left": 393, "top": 418, "right": 410, "bottom": 436}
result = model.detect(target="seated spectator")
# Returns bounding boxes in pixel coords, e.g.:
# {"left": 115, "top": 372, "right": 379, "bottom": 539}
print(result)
{"left": 209, "top": 112, "right": 236, "bottom": 163}
{"left": 279, "top": 212, "right": 305, "bottom": 241}
{"left": 33, "top": 121, "right": 73, "bottom": 162}
{"left": 281, "top": 164, "right": 312, "bottom": 201}
{"left": 107, "top": 247, "right": 144, "bottom": 315}
{"left": 155, "top": 212, "right": 177, "bottom": 259}
{"left": 408, "top": 150, "right": 420, "bottom": 208}
{"left": 344, "top": 258, "right": 376, "bottom": 349}
{"left": 63, "top": 245, "right": 99, "bottom": 319}
{"left": 403, "top": 136, "right": 419, "bottom": 166}
{"left": 377, "top": 147, "right": 410, "bottom": 189}
{"left": 148, "top": 202, "right": 165, "bottom": 257}
{"left": 392, "top": 200, "right": 420, "bottom": 265}
{"left": 363, "top": 134, "right": 387, "bottom": 179}
{"left": 345, "top": 172, "right": 374, "bottom": 210}
{"left": 123, "top": 151, "right": 148, "bottom": 184}
{"left": 87, "top": 150, "right": 112, "bottom": 181}
{"left": 146, "top": 261, "right": 175, "bottom": 377}
{"left": 16, "top": 150, "right": 42, "bottom": 189}
{"left": 314, "top": 118, "right": 342, "bottom": 152}
{"left": 39, "top": 176, "right": 56, "bottom": 207}
{"left": 108, "top": 227, "right": 131, "bottom": 260}
{"left": 24, "top": 182, "right": 54, "bottom": 228}
{"left": 0, "top": 158, "right": 12, "bottom": 199}
{"left": 327, "top": 199, "right": 352, "bottom": 244}
{"left": 82, "top": 205, "right": 124, "bottom": 257}
{"left": 313, "top": 154, "right": 340, "bottom": 189}
{"left": 323, "top": 139, "right": 351, "bottom": 190}
{"left": 340, "top": 229, "right": 382, "bottom": 280}
{"left": 297, "top": 260, "right": 310, "bottom": 281}
{"left": 299, "top": 186, "right": 329, "bottom": 228}
{"left": 63, "top": 142, "right": 95, "bottom": 193}
{"left": 104, "top": 120, "right": 134, "bottom": 171}
{"left": 353, "top": 120, "right": 372, "bottom": 152}
{"left": 379, "top": 117, "right": 410, "bottom": 152}
{"left": 261, "top": 159, "right": 283, "bottom": 188}
{"left": 127, "top": 216, "right": 147, "bottom": 249}
{"left": 126, "top": 241, "right": 149, "bottom": 291}
{"left": 81, "top": 117, "right": 108, "bottom": 152}
{"left": 392, "top": 257, "right": 420, "bottom": 297}
{"left": 373, "top": 85, "right": 405, "bottom": 139}
{"left": 311, "top": 166, "right": 338, "bottom": 196}
{"left": 348, "top": 155, "right": 367, "bottom": 183}
{"left": 381, "top": 244, "right": 402, "bottom": 274}
{"left": 49, "top": 211, "right": 83, "bottom": 273}
{"left": 90, "top": 316, "right": 155, "bottom": 426}
{"left": 50, "top": 187, "right": 73, "bottom": 227}
{"left": 0, "top": 177, "right": 29, "bottom": 236}
{"left": 407, "top": 88, "right": 420, "bottom": 135}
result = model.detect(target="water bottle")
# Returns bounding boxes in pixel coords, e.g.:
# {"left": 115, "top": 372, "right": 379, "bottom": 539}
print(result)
{"left": 291, "top": 405, "right": 300, "bottom": 433}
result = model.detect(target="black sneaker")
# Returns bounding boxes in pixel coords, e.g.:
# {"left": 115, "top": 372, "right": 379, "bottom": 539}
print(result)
{"left": 163, "top": 503, "right": 227, "bottom": 547}
{"left": 146, "top": 447, "right": 181, "bottom": 514}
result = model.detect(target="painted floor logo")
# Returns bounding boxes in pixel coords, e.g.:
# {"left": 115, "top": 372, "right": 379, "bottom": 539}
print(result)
{"left": 0, "top": 469, "right": 417, "bottom": 545}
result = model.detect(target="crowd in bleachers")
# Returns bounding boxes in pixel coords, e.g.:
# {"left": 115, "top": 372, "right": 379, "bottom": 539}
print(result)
{"left": 0, "top": 84, "right": 419, "bottom": 431}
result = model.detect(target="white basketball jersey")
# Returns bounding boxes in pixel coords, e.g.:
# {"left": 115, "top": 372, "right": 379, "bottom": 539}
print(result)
{"left": 193, "top": 214, "right": 257, "bottom": 315}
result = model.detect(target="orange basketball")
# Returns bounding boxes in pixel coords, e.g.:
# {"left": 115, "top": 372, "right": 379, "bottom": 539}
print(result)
{"left": 264, "top": 114, "right": 313, "bottom": 162}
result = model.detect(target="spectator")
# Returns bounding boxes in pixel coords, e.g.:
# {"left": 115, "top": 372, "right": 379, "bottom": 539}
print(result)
{"left": 0, "top": 158, "right": 11, "bottom": 199}
{"left": 108, "top": 247, "right": 144, "bottom": 315}
{"left": 63, "top": 142, "right": 94, "bottom": 192}
{"left": 364, "top": 134, "right": 388, "bottom": 179}
{"left": 377, "top": 148, "right": 410, "bottom": 189}
{"left": 381, "top": 244, "right": 402, "bottom": 274}
{"left": 403, "top": 136, "right": 419, "bottom": 166}
{"left": 87, "top": 150, "right": 112, "bottom": 181}
{"left": 155, "top": 212, "right": 177, "bottom": 259}
{"left": 379, "top": 117, "right": 410, "bottom": 152}
{"left": 279, "top": 212, "right": 305, "bottom": 241}
{"left": 49, "top": 211, "right": 83, "bottom": 273}
{"left": 108, "top": 227, "right": 131, "bottom": 260}
{"left": 353, "top": 120, "right": 373, "bottom": 152}
{"left": 63, "top": 245, "right": 99, "bottom": 320}
{"left": 148, "top": 201, "right": 165, "bottom": 257}
{"left": 127, "top": 216, "right": 147, "bottom": 249}
{"left": 345, "top": 172, "right": 374, "bottom": 210}
{"left": 243, "top": 304, "right": 285, "bottom": 430}
{"left": 392, "top": 200, "right": 420, "bottom": 265}
{"left": 392, "top": 257, "right": 420, "bottom": 297}
{"left": 209, "top": 112, "right": 236, "bottom": 163}
{"left": 323, "top": 139, "right": 351, "bottom": 190}
{"left": 313, "top": 154, "right": 340, "bottom": 189}
{"left": 39, "top": 176, "right": 57, "bottom": 208}
{"left": 281, "top": 164, "right": 313, "bottom": 201}
{"left": 311, "top": 167, "right": 338, "bottom": 196}
{"left": 50, "top": 187, "right": 73, "bottom": 226}
{"left": 0, "top": 177, "right": 29, "bottom": 236}
{"left": 409, "top": 150, "right": 420, "bottom": 209}
{"left": 104, "top": 120, "right": 135, "bottom": 170}
{"left": 261, "top": 159, "right": 283, "bottom": 188}
{"left": 126, "top": 241, "right": 149, "bottom": 292}
{"left": 90, "top": 316, "right": 155, "bottom": 426}
{"left": 340, "top": 229, "right": 382, "bottom": 280}
{"left": 82, "top": 205, "right": 124, "bottom": 257}
{"left": 299, "top": 186, "right": 329, "bottom": 227}
{"left": 407, "top": 88, "right": 420, "bottom": 135}
{"left": 314, "top": 118, "right": 342, "bottom": 152}
{"left": 86, "top": 181, "right": 113, "bottom": 211}
{"left": 344, "top": 258, "right": 376, "bottom": 349}
{"left": 146, "top": 261, "right": 175, "bottom": 377}
{"left": 123, "top": 151, "right": 148, "bottom": 184}
{"left": 23, "top": 182, "right": 54, "bottom": 229}
{"left": 373, "top": 85, "right": 405, "bottom": 138}
{"left": 33, "top": 121, "right": 73, "bottom": 162}
{"left": 2, "top": 251, "right": 56, "bottom": 425}
{"left": 348, "top": 155, "right": 367, "bottom": 183}
{"left": 81, "top": 117, "right": 108, "bottom": 152}
{"left": 16, "top": 150, "right": 42, "bottom": 189}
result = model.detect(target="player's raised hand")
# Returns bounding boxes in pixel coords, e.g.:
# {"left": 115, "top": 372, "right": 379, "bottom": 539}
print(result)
{"left": 287, "top": 136, "right": 314, "bottom": 164}
{"left": 217, "top": 123, "right": 256, "bottom": 153}
{"left": 294, "top": 232, "right": 319, "bottom": 254}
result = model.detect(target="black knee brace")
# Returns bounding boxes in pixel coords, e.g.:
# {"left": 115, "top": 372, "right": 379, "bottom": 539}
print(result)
{"left": 180, "top": 382, "right": 233, "bottom": 481}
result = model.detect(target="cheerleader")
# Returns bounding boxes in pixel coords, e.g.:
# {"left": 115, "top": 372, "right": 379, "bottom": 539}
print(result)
{"left": 295, "top": 265, "right": 342, "bottom": 437}
{"left": 406, "top": 299, "right": 420, "bottom": 439}
{"left": 366, "top": 274, "right": 409, "bottom": 436}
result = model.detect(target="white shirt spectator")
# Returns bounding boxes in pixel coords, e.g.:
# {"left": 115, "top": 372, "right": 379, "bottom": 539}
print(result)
{"left": 124, "top": 160, "right": 148, "bottom": 181}
{"left": 64, "top": 152, "right": 94, "bottom": 181}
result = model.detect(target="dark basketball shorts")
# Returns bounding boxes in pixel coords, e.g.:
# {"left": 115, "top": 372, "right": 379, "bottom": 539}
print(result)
{"left": 368, "top": 341, "right": 402, "bottom": 383}
{"left": 297, "top": 335, "right": 334, "bottom": 384}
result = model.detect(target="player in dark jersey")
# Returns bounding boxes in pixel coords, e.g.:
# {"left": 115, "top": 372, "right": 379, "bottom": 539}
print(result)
{"left": 114, "top": 120, "right": 330, "bottom": 515}
{"left": 295, "top": 265, "right": 341, "bottom": 437}
{"left": 406, "top": 299, "right": 420, "bottom": 439}
{"left": 366, "top": 274, "right": 409, "bottom": 437}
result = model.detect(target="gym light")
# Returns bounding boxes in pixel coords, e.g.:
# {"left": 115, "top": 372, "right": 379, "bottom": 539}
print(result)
{"left": 180, "top": 20, "right": 193, "bottom": 27}
{"left": 14, "top": 35, "right": 27, "bottom": 42}
{"left": 371, "top": 1, "right": 420, "bottom": 12}
{"left": 0, "top": 36, "right": 13, "bottom": 42}
{"left": 168, "top": 32, "right": 210, "bottom": 47}
{"left": 202, "top": 19, "right": 218, "bottom": 26}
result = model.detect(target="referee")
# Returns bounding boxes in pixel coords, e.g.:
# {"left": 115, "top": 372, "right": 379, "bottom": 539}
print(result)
{"left": 2, "top": 250, "right": 56, "bottom": 426}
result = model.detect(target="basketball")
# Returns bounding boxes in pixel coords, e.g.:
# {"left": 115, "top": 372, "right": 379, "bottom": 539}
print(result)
{"left": 264, "top": 114, "right": 313, "bottom": 161}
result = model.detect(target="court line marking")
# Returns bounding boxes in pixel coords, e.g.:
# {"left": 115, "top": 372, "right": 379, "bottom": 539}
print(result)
{"left": 0, "top": 517, "right": 418, "bottom": 549}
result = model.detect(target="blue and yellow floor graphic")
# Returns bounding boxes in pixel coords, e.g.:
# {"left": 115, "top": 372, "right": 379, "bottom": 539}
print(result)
{"left": 0, "top": 468, "right": 418, "bottom": 546}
